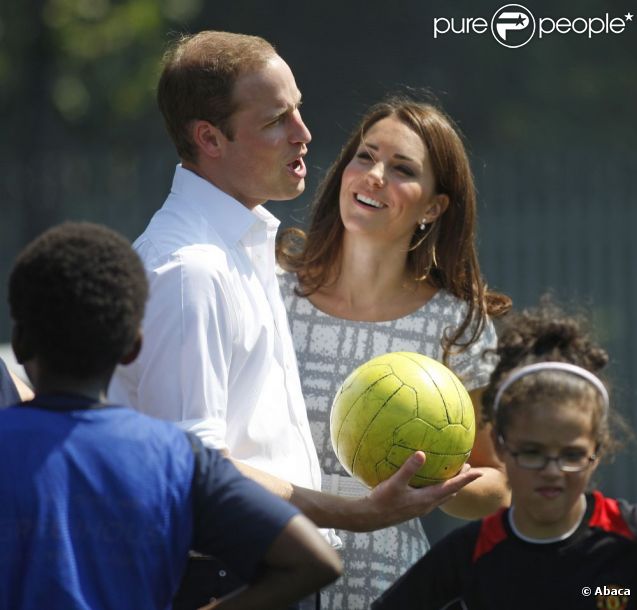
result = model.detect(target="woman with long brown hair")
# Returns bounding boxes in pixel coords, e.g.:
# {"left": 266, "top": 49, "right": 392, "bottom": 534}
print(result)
{"left": 277, "top": 96, "right": 512, "bottom": 609}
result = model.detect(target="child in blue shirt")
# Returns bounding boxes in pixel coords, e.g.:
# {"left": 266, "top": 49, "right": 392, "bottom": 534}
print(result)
{"left": 0, "top": 221, "right": 341, "bottom": 610}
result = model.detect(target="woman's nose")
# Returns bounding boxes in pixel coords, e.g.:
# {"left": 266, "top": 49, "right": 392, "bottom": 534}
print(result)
{"left": 365, "top": 162, "right": 385, "bottom": 187}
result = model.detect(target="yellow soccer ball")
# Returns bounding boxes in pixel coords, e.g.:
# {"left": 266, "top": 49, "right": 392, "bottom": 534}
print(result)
{"left": 330, "top": 352, "right": 475, "bottom": 488}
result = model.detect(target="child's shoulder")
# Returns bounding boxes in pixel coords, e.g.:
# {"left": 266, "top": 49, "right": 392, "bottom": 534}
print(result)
{"left": 372, "top": 518, "right": 490, "bottom": 610}
{"left": 421, "top": 514, "right": 501, "bottom": 572}
{"left": 470, "top": 508, "right": 511, "bottom": 561}
{"left": 589, "top": 490, "right": 637, "bottom": 540}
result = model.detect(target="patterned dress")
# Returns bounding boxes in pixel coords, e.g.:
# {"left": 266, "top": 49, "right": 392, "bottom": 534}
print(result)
{"left": 278, "top": 270, "right": 498, "bottom": 610}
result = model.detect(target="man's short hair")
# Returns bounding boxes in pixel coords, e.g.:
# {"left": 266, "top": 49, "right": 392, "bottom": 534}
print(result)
{"left": 157, "top": 31, "right": 277, "bottom": 162}
{"left": 9, "top": 222, "right": 148, "bottom": 379}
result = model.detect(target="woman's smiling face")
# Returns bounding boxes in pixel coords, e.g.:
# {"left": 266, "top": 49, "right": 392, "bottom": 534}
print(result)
{"left": 339, "top": 116, "right": 445, "bottom": 244}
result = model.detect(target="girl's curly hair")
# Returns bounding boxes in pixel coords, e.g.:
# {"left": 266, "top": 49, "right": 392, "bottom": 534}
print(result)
{"left": 482, "top": 298, "right": 629, "bottom": 460}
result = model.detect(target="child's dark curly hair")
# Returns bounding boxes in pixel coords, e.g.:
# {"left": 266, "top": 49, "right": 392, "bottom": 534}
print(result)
{"left": 9, "top": 222, "right": 148, "bottom": 380}
{"left": 482, "top": 299, "right": 627, "bottom": 459}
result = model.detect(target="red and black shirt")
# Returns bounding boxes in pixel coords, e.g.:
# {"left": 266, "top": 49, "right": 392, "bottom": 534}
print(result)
{"left": 373, "top": 491, "right": 637, "bottom": 610}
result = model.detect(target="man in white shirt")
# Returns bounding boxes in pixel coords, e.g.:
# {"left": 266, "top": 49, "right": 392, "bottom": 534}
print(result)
{"left": 109, "top": 30, "right": 480, "bottom": 609}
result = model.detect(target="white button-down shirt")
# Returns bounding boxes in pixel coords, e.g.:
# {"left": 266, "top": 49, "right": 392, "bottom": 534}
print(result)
{"left": 109, "top": 165, "right": 322, "bottom": 491}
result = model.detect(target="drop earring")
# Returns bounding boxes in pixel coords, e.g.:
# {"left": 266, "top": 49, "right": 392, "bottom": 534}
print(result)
{"left": 419, "top": 220, "right": 427, "bottom": 231}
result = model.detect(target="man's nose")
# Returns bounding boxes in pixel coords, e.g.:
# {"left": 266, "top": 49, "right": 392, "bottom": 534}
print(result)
{"left": 290, "top": 109, "right": 311, "bottom": 144}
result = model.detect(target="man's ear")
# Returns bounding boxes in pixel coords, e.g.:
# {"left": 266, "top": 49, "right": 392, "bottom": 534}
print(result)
{"left": 190, "top": 120, "right": 228, "bottom": 160}
{"left": 120, "top": 330, "right": 142, "bottom": 366}
{"left": 11, "top": 322, "right": 35, "bottom": 365}
{"left": 423, "top": 193, "right": 450, "bottom": 223}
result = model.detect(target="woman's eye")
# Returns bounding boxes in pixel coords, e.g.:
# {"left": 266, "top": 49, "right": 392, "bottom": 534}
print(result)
{"left": 395, "top": 165, "right": 415, "bottom": 176}
{"left": 356, "top": 151, "right": 373, "bottom": 161}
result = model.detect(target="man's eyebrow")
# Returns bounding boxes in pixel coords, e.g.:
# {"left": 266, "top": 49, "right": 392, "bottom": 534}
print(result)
{"left": 286, "top": 92, "right": 304, "bottom": 112}
{"left": 265, "top": 94, "right": 303, "bottom": 119}
{"left": 282, "top": 92, "right": 303, "bottom": 111}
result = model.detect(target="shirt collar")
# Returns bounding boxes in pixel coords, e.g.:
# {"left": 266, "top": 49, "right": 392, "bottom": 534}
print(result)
{"left": 170, "top": 164, "right": 280, "bottom": 245}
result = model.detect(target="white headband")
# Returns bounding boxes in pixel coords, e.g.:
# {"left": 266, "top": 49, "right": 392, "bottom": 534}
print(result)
{"left": 493, "top": 361, "right": 609, "bottom": 417}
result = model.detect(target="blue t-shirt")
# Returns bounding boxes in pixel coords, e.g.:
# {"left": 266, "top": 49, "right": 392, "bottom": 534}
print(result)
{"left": 0, "top": 358, "right": 19, "bottom": 408}
{"left": 0, "top": 397, "right": 298, "bottom": 610}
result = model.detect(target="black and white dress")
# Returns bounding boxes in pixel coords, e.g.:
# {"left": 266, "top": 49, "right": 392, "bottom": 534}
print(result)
{"left": 278, "top": 270, "right": 498, "bottom": 610}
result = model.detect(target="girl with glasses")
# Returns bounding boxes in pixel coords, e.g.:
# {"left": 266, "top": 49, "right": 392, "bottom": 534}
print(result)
{"left": 373, "top": 302, "right": 637, "bottom": 610}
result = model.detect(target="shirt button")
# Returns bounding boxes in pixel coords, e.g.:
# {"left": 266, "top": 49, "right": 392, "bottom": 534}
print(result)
{"left": 219, "top": 570, "right": 227, "bottom": 577}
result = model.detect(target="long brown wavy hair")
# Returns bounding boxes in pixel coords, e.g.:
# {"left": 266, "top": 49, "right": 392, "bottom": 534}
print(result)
{"left": 277, "top": 96, "right": 511, "bottom": 361}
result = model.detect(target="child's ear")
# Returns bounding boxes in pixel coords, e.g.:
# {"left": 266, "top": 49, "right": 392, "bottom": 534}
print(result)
{"left": 590, "top": 444, "right": 602, "bottom": 475}
{"left": 11, "top": 322, "right": 35, "bottom": 365}
{"left": 491, "top": 428, "right": 506, "bottom": 462}
{"left": 120, "top": 330, "right": 142, "bottom": 366}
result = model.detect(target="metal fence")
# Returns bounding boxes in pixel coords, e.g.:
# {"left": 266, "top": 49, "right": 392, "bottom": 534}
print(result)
{"left": 2, "top": 146, "right": 635, "bottom": 527}
{"left": 425, "top": 148, "right": 637, "bottom": 540}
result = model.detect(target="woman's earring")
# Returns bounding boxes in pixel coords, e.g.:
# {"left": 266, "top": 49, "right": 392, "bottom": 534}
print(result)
{"left": 419, "top": 220, "right": 427, "bottom": 231}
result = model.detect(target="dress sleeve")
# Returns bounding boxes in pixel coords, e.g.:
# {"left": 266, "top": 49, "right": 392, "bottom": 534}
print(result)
{"left": 448, "top": 315, "right": 498, "bottom": 392}
{"left": 186, "top": 432, "right": 299, "bottom": 581}
{"left": 131, "top": 251, "right": 235, "bottom": 449}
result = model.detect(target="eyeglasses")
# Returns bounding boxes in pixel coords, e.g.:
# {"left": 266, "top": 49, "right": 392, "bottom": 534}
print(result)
{"left": 498, "top": 437, "right": 597, "bottom": 473}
